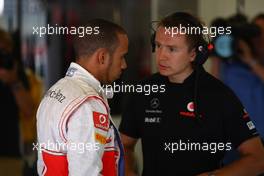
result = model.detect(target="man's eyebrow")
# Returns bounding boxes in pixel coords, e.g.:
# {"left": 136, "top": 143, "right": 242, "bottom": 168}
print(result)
{"left": 155, "top": 41, "right": 178, "bottom": 48}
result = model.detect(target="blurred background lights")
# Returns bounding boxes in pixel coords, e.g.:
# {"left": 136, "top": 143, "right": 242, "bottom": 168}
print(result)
{"left": 0, "top": 0, "right": 4, "bottom": 15}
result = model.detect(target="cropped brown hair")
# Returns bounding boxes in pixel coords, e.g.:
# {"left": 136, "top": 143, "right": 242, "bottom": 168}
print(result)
{"left": 158, "top": 12, "right": 206, "bottom": 51}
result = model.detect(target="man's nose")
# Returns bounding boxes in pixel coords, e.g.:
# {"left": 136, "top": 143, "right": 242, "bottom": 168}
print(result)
{"left": 157, "top": 47, "right": 167, "bottom": 61}
{"left": 121, "top": 59, "right": 127, "bottom": 70}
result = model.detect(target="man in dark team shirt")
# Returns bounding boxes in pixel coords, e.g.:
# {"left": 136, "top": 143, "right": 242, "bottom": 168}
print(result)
{"left": 119, "top": 12, "right": 264, "bottom": 176}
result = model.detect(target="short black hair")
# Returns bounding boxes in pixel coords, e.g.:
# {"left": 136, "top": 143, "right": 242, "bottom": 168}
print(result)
{"left": 74, "top": 19, "right": 127, "bottom": 59}
{"left": 158, "top": 12, "right": 206, "bottom": 51}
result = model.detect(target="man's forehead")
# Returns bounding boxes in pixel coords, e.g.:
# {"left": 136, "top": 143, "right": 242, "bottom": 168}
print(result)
{"left": 156, "top": 27, "right": 187, "bottom": 42}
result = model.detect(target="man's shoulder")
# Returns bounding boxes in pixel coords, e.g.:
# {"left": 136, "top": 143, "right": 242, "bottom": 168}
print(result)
{"left": 200, "top": 70, "right": 242, "bottom": 106}
{"left": 201, "top": 71, "right": 231, "bottom": 92}
{"left": 44, "top": 76, "right": 99, "bottom": 105}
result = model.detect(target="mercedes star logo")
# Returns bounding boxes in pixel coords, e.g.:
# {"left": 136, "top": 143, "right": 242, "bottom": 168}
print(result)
{"left": 150, "top": 98, "right": 160, "bottom": 109}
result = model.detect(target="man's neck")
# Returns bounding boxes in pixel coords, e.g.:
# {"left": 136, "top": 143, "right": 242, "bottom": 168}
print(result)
{"left": 168, "top": 66, "right": 194, "bottom": 83}
{"left": 76, "top": 60, "right": 102, "bottom": 82}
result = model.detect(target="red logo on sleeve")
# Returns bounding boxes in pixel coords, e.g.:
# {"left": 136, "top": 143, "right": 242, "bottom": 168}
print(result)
{"left": 93, "top": 112, "right": 109, "bottom": 131}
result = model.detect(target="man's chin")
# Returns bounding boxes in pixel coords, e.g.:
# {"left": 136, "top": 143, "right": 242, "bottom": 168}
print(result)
{"left": 106, "top": 71, "right": 124, "bottom": 84}
{"left": 158, "top": 70, "right": 170, "bottom": 77}
{"left": 106, "top": 77, "right": 119, "bottom": 84}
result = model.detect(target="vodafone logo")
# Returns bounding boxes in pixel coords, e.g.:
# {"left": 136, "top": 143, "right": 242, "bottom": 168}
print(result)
{"left": 187, "top": 102, "right": 194, "bottom": 112}
{"left": 93, "top": 112, "right": 109, "bottom": 131}
{"left": 99, "top": 114, "right": 107, "bottom": 124}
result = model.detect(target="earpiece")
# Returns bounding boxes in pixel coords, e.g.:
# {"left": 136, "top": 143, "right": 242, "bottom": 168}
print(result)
{"left": 194, "top": 41, "right": 212, "bottom": 65}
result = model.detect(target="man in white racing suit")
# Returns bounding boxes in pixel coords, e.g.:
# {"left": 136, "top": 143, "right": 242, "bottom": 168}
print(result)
{"left": 36, "top": 19, "right": 128, "bottom": 176}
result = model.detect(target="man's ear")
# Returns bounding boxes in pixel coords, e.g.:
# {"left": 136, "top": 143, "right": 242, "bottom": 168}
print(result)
{"left": 97, "top": 48, "right": 110, "bottom": 65}
{"left": 189, "top": 48, "right": 197, "bottom": 62}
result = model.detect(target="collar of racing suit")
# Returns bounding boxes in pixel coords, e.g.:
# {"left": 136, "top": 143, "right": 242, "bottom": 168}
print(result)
{"left": 66, "top": 62, "right": 114, "bottom": 99}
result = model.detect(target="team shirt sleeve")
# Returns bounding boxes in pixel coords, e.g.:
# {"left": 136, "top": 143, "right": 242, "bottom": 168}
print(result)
{"left": 223, "top": 92, "right": 259, "bottom": 149}
{"left": 67, "top": 99, "right": 109, "bottom": 176}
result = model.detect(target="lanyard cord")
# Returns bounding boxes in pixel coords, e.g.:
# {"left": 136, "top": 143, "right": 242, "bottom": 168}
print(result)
{"left": 194, "top": 65, "right": 203, "bottom": 125}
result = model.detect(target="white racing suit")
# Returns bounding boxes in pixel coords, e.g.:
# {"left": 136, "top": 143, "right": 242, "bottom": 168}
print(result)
{"left": 36, "top": 62, "right": 124, "bottom": 176}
